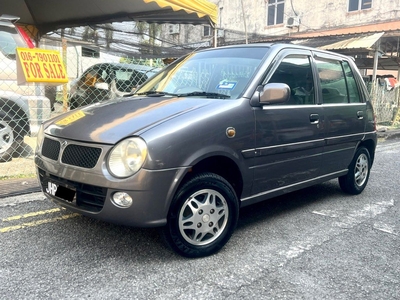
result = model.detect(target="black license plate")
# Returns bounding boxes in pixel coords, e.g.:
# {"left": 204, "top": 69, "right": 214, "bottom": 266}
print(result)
{"left": 44, "top": 180, "right": 76, "bottom": 202}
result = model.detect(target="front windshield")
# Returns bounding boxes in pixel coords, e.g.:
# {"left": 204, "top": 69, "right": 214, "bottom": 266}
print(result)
{"left": 135, "top": 47, "right": 268, "bottom": 99}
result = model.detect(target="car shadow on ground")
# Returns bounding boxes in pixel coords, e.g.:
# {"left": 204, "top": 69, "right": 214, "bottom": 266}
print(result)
{"left": 236, "top": 180, "right": 344, "bottom": 230}
{"left": 49, "top": 213, "right": 175, "bottom": 259}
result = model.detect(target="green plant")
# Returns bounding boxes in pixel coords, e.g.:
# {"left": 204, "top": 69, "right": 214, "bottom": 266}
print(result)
{"left": 0, "top": 173, "right": 36, "bottom": 180}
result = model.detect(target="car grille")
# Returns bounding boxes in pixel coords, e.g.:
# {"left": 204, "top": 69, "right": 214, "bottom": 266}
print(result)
{"left": 41, "top": 137, "right": 101, "bottom": 169}
{"left": 42, "top": 137, "right": 60, "bottom": 161}
{"left": 62, "top": 145, "right": 102, "bottom": 168}
{"left": 38, "top": 168, "right": 107, "bottom": 212}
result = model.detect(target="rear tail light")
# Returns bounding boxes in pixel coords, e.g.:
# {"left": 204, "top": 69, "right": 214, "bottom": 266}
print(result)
{"left": 16, "top": 26, "right": 35, "bottom": 48}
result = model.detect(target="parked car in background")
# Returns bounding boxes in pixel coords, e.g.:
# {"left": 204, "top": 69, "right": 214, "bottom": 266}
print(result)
{"left": 0, "top": 14, "right": 34, "bottom": 162}
{"left": 68, "top": 63, "right": 160, "bottom": 109}
{"left": 35, "top": 44, "right": 377, "bottom": 257}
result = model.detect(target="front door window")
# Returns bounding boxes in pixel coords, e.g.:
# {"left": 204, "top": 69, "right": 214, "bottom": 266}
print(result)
{"left": 268, "top": 55, "right": 315, "bottom": 105}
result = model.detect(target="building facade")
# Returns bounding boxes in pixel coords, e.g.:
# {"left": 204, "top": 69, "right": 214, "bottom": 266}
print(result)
{"left": 160, "top": 0, "right": 400, "bottom": 77}
{"left": 158, "top": 0, "right": 400, "bottom": 126}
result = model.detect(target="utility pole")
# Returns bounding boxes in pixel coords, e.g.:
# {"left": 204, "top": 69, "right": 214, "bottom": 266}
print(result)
{"left": 240, "top": 0, "right": 248, "bottom": 44}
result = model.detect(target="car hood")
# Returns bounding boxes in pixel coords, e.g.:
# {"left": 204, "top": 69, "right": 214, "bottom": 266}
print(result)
{"left": 45, "top": 96, "right": 216, "bottom": 144}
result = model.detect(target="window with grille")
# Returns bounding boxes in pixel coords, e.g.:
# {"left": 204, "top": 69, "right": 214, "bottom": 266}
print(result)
{"left": 203, "top": 26, "right": 211, "bottom": 37}
{"left": 348, "top": 0, "right": 372, "bottom": 12}
{"left": 267, "top": 0, "right": 285, "bottom": 26}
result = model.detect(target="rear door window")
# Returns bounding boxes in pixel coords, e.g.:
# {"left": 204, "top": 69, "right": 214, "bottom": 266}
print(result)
{"left": 314, "top": 57, "right": 362, "bottom": 104}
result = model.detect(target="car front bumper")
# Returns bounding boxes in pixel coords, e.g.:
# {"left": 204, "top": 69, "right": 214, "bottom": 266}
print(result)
{"left": 35, "top": 147, "right": 189, "bottom": 228}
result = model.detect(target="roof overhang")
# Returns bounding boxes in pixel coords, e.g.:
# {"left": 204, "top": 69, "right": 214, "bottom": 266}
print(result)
{"left": 319, "top": 32, "right": 384, "bottom": 53}
{"left": 256, "top": 31, "right": 400, "bottom": 71}
{"left": 354, "top": 57, "right": 400, "bottom": 71}
{"left": 2, "top": 0, "right": 218, "bottom": 39}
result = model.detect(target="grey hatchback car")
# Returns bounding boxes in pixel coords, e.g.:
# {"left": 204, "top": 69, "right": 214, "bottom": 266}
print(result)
{"left": 35, "top": 44, "right": 377, "bottom": 257}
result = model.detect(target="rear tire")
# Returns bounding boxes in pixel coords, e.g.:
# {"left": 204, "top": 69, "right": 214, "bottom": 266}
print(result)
{"left": 162, "top": 172, "right": 239, "bottom": 258}
{"left": 339, "top": 147, "right": 371, "bottom": 195}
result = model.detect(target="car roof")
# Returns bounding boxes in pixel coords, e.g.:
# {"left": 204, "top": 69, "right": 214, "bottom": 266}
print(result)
{"left": 197, "top": 43, "right": 352, "bottom": 61}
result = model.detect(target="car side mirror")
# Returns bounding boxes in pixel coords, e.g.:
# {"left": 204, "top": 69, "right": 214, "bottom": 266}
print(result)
{"left": 258, "top": 83, "right": 290, "bottom": 105}
{"left": 94, "top": 82, "right": 109, "bottom": 90}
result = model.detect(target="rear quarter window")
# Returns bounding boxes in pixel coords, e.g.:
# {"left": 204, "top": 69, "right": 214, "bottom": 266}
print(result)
{"left": 342, "top": 61, "right": 362, "bottom": 103}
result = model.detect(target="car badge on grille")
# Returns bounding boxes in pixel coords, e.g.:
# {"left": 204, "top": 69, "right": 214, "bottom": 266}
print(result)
{"left": 60, "top": 140, "right": 68, "bottom": 149}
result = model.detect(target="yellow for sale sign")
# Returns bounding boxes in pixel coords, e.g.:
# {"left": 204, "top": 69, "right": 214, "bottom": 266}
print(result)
{"left": 16, "top": 48, "right": 68, "bottom": 85}
{"left": 55, "top": 110, "right": 86, "bottom": 126}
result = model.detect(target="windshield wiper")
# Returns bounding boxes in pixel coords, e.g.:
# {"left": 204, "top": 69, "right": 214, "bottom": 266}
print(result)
{"left": 134, "top": 91, "right": 178, "bottom": 97}
{"left": 133, "top": 90, "right": 231, "bottom": 99}
{"left": 177, "top": 91, "right": 231, "bottom": 99}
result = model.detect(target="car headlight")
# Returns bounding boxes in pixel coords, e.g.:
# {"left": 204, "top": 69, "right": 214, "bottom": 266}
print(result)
{"left": 107, "top": 137, "right": 148, "bottom": 178}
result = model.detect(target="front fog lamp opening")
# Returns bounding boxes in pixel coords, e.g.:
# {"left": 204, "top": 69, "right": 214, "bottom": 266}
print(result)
{"left": 111, "top": 192, "right": 133, "bottom": 208}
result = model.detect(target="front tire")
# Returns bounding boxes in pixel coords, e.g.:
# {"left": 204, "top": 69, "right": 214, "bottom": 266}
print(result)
{"left": 339, "top": 147, "right": 371, "bottom": 195}
{"left": 162, "top": 173, "right": 239, "bottom": 258}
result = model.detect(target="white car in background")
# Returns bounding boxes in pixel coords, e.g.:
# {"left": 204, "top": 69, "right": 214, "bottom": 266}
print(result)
{"left": 0, "top": 14, "right": 51, "bottom": 162}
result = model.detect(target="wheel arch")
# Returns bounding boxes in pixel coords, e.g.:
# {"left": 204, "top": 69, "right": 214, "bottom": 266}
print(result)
{"left": 359, "top": 138, "right": 376, "bottom": 166}
{"left": 191, "top": 155, "right": 243, "bottom": 198}
{"left": 171, "top": 154, "right": 244, "bottom": 208}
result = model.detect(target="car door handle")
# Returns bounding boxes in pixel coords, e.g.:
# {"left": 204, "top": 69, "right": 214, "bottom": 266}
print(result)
{"left": 309, "top": 114, "right": 319, "bottom": 124}
{"left": 357, "top": 111, "right": 364, "bottom": 119}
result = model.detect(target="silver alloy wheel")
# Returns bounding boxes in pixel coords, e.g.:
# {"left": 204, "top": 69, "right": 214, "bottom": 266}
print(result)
{"left": 179, "top": 188, "right": 229, "bottom": 246}
{"left": 354, "top": 153, "right": 368, "bottom": 187}
{"left": 0, "top": 120, "right": 14, "bottom": 154}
